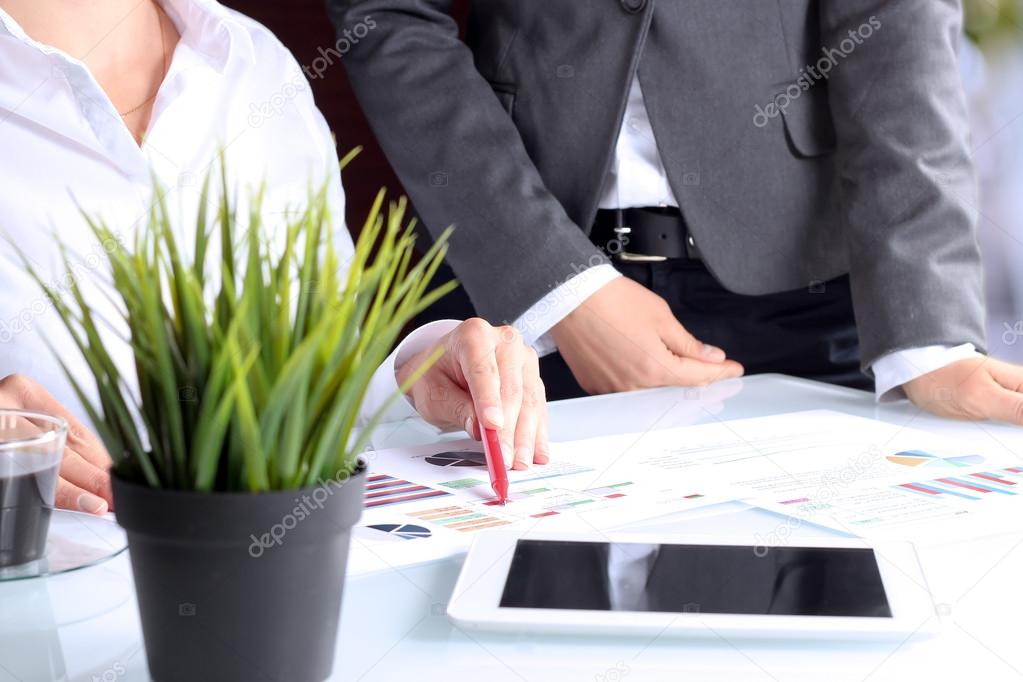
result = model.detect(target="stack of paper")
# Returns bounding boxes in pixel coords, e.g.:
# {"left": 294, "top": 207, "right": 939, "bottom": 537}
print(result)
{"left": 349, "top": 411, "right": 1023, "bottom": 575}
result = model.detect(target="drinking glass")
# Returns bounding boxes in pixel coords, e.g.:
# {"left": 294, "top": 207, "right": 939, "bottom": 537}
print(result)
{"left": 0, "top": 410, "right": 67, "bottom": 567}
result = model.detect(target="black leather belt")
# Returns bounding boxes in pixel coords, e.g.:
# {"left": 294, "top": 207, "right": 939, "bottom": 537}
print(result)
{"left": 591, "top": 207, "right": 700, "bottom": 261}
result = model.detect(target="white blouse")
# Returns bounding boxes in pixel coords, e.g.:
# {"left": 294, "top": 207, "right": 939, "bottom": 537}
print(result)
{"left": 0, "top": 0, "right": 444, "bottom": 431}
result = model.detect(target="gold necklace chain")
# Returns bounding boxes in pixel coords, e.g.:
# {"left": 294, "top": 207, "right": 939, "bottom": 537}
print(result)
{"left": 119, "top": 3, "right": 168, "bottom": 118}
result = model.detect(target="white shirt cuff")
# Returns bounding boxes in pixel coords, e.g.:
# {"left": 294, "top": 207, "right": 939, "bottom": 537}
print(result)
{"left": 511, "top": 264, "right": 622, "bottom": 357}
{"left": 872, "top": 343, "right": 981, "bottom": 403}
{"left": 360, "top": 319, "right": 462, "bottom": 425}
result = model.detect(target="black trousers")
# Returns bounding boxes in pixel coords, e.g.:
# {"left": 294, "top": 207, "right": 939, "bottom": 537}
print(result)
{"left": 417, "top": 259, "right": 872, "bottom": 402}
{"left": 541, "top": 259, "right": 870, "bottom": 400}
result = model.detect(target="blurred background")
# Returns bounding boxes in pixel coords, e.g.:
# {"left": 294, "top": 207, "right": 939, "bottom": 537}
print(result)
{"left": 224, "top": 0, "right": 1023, "bottom": 363}
{"left": 961, "top": 0, "right": 1023, "bottom": 362}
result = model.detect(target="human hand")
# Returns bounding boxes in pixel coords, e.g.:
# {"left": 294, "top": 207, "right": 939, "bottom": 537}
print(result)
{"left": 395, "top": 318, "right": 550, "bottom": 470}
{"left": 551, "top": 278, "right": 744, "bottom": 395}
{"left": 903, "top": 357, "right": 1023, "bottom": 424}
{"left": 0, "top": 374, "right": 113, "bottom": 515}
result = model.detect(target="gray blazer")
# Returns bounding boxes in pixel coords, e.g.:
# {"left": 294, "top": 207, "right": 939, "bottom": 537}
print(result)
{"left": 329, "top": 0, "right": 986, "bottom": 368}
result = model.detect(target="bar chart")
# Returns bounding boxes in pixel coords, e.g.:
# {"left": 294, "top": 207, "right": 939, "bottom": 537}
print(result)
{"left": 364, "top": 474, "right": 452, "bottom": 509}
{"left": 407, "top": 504, "right": 512, "bottom": 533}
{"left": 897, "top": 469, "right": 1019, "bottom": 501}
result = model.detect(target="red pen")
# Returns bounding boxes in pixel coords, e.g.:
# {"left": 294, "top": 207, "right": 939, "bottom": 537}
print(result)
{"left": 481, "top": 427, "right": 509, "bottom": 505}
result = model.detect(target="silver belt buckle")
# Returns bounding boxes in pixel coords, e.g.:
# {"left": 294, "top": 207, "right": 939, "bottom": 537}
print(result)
{"left": 613, "top": 225, "right": 668, "bottom": 262}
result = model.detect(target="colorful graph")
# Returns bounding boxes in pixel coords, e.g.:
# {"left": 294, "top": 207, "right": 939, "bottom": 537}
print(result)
{"left": 584, "top": 481, "right": 633, "bottom": 499}
{"left": 425, "top": 451, "right": 486, "bottom": 467}
{"left": 362, "top": 524, "right": 432, "bottom": 540}
{"left": 897, "top": 470, "right": 1019, "bottom": 501}
{"left": 482, "top": 486, "right": 552, "bottom": 506}
{"left": 886, "top": 450, "right": 985, "bottom": 468}
{"left": 407, "top": 504, "right": 511, "bottom": 532}
{"left": 487, "top": 483, "right": 640, "bottom": 519}
{"left": 510, "top": 462, "right": 594, "bottom": 484}
{"left": 522, "top": 491, "right": 609, "bottom": 518}
{"left": 439, "top": 477, "right": 486, "bottom": 489}
{"left": 542, "top": 496, "right": 597, "bottom": 512}
{"left": 364, "top": 474, "right": 451, "bottom": 508}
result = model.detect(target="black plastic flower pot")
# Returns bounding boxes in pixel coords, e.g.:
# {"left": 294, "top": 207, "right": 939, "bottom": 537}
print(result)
{"left": 111, "top": 461, "right": 366, "bottom": 682}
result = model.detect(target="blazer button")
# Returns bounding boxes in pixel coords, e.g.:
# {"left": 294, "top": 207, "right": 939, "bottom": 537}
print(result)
{"left": 620, "top": 0, "right": 646, "bottom": 13}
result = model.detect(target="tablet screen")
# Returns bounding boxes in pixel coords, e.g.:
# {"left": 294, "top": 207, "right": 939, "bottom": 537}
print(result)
{"left": 500, "top": 540, "right": 892, "bottom": 617}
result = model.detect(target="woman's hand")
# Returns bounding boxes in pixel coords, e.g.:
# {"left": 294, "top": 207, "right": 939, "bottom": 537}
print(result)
{"left": 395, "top": 319, "right": 550, "bottom": 470}
{"left": 0, "top": 374, "right": 113, "bottom": 515}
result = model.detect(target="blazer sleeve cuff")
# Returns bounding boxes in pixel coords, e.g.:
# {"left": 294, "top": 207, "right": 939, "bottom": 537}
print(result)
{"left": 510, "top": 264, "right": 622, "bottom": 357}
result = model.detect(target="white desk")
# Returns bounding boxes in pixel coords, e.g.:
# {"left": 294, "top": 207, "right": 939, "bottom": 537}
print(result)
{"left": 3, "top": 375, "right": 1023, "bottom": 682}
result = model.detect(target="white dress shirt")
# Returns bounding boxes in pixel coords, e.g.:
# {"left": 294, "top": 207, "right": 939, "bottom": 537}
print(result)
{"left": 606, "top": 542, "right": 660, "bottom": 612}
{"left": 0, "top": 0, "right": 447, "bottom": 431}
{"left": 512, "top": 77, "right": 979, "bottom": 399}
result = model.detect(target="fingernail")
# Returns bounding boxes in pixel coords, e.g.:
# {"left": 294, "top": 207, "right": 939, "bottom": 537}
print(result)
{"left": 78, "top": 492, "right": 107, "bottom": 515}
{"left": 483, "top": 406, "right": 504, "bottom": 428}
{"left": 464, "top": 415, "right": 474, "bottom": 436}
{"left": 701, "top": 345, "right": 726, "bottom": 362}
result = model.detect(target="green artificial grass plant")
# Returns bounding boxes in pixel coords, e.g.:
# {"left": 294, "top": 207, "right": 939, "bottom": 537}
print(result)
{"left": 16, "top": 154, "right": 455, "bottom": 492}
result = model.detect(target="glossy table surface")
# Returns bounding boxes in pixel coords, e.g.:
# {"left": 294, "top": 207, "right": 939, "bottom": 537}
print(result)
{"left": 3, "top": 374, "right": 1023, "bottom": 682}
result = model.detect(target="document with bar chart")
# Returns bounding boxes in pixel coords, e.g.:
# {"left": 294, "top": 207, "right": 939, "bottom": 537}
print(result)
{"left": 587, "top": 411, "right": 1009, "bottom": 498}
{"left": 580, "top": 410, "right": 1023, "bottom": 544}
{"left": 348, "top": 437, "right": 729, "bottom": 575}
{"left": 349, "top": 410, "right": 1023, "bottom": 572}
{"left": 750, "top": 457, "right": 1023, "bottom": 544}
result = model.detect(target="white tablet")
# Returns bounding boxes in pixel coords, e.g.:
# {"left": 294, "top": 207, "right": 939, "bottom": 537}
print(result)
{"left": 447, "top": 530, "right": 939, "bottom": 640}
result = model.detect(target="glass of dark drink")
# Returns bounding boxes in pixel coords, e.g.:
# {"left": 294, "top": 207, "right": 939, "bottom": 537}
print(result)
{"left": 0, "top": 410, "right": 67, "bottom": 568}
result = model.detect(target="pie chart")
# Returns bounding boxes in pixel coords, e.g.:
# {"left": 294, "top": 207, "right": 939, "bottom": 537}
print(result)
{"left": 425, "top": 451, "right": 487, "bottom": 467}
{"left": 886, "top": 450, "right": 985, "bottom": 468}
{"left": 363, "top": 524, "right": 432, "bottom": 540}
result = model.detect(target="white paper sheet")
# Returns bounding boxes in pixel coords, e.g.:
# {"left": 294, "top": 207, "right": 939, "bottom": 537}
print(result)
{"left": 349, "top": 410, "right": 1023, "bottom": 574}
{"left": 349, "top": 436, "right": 732, "bottom": 576}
